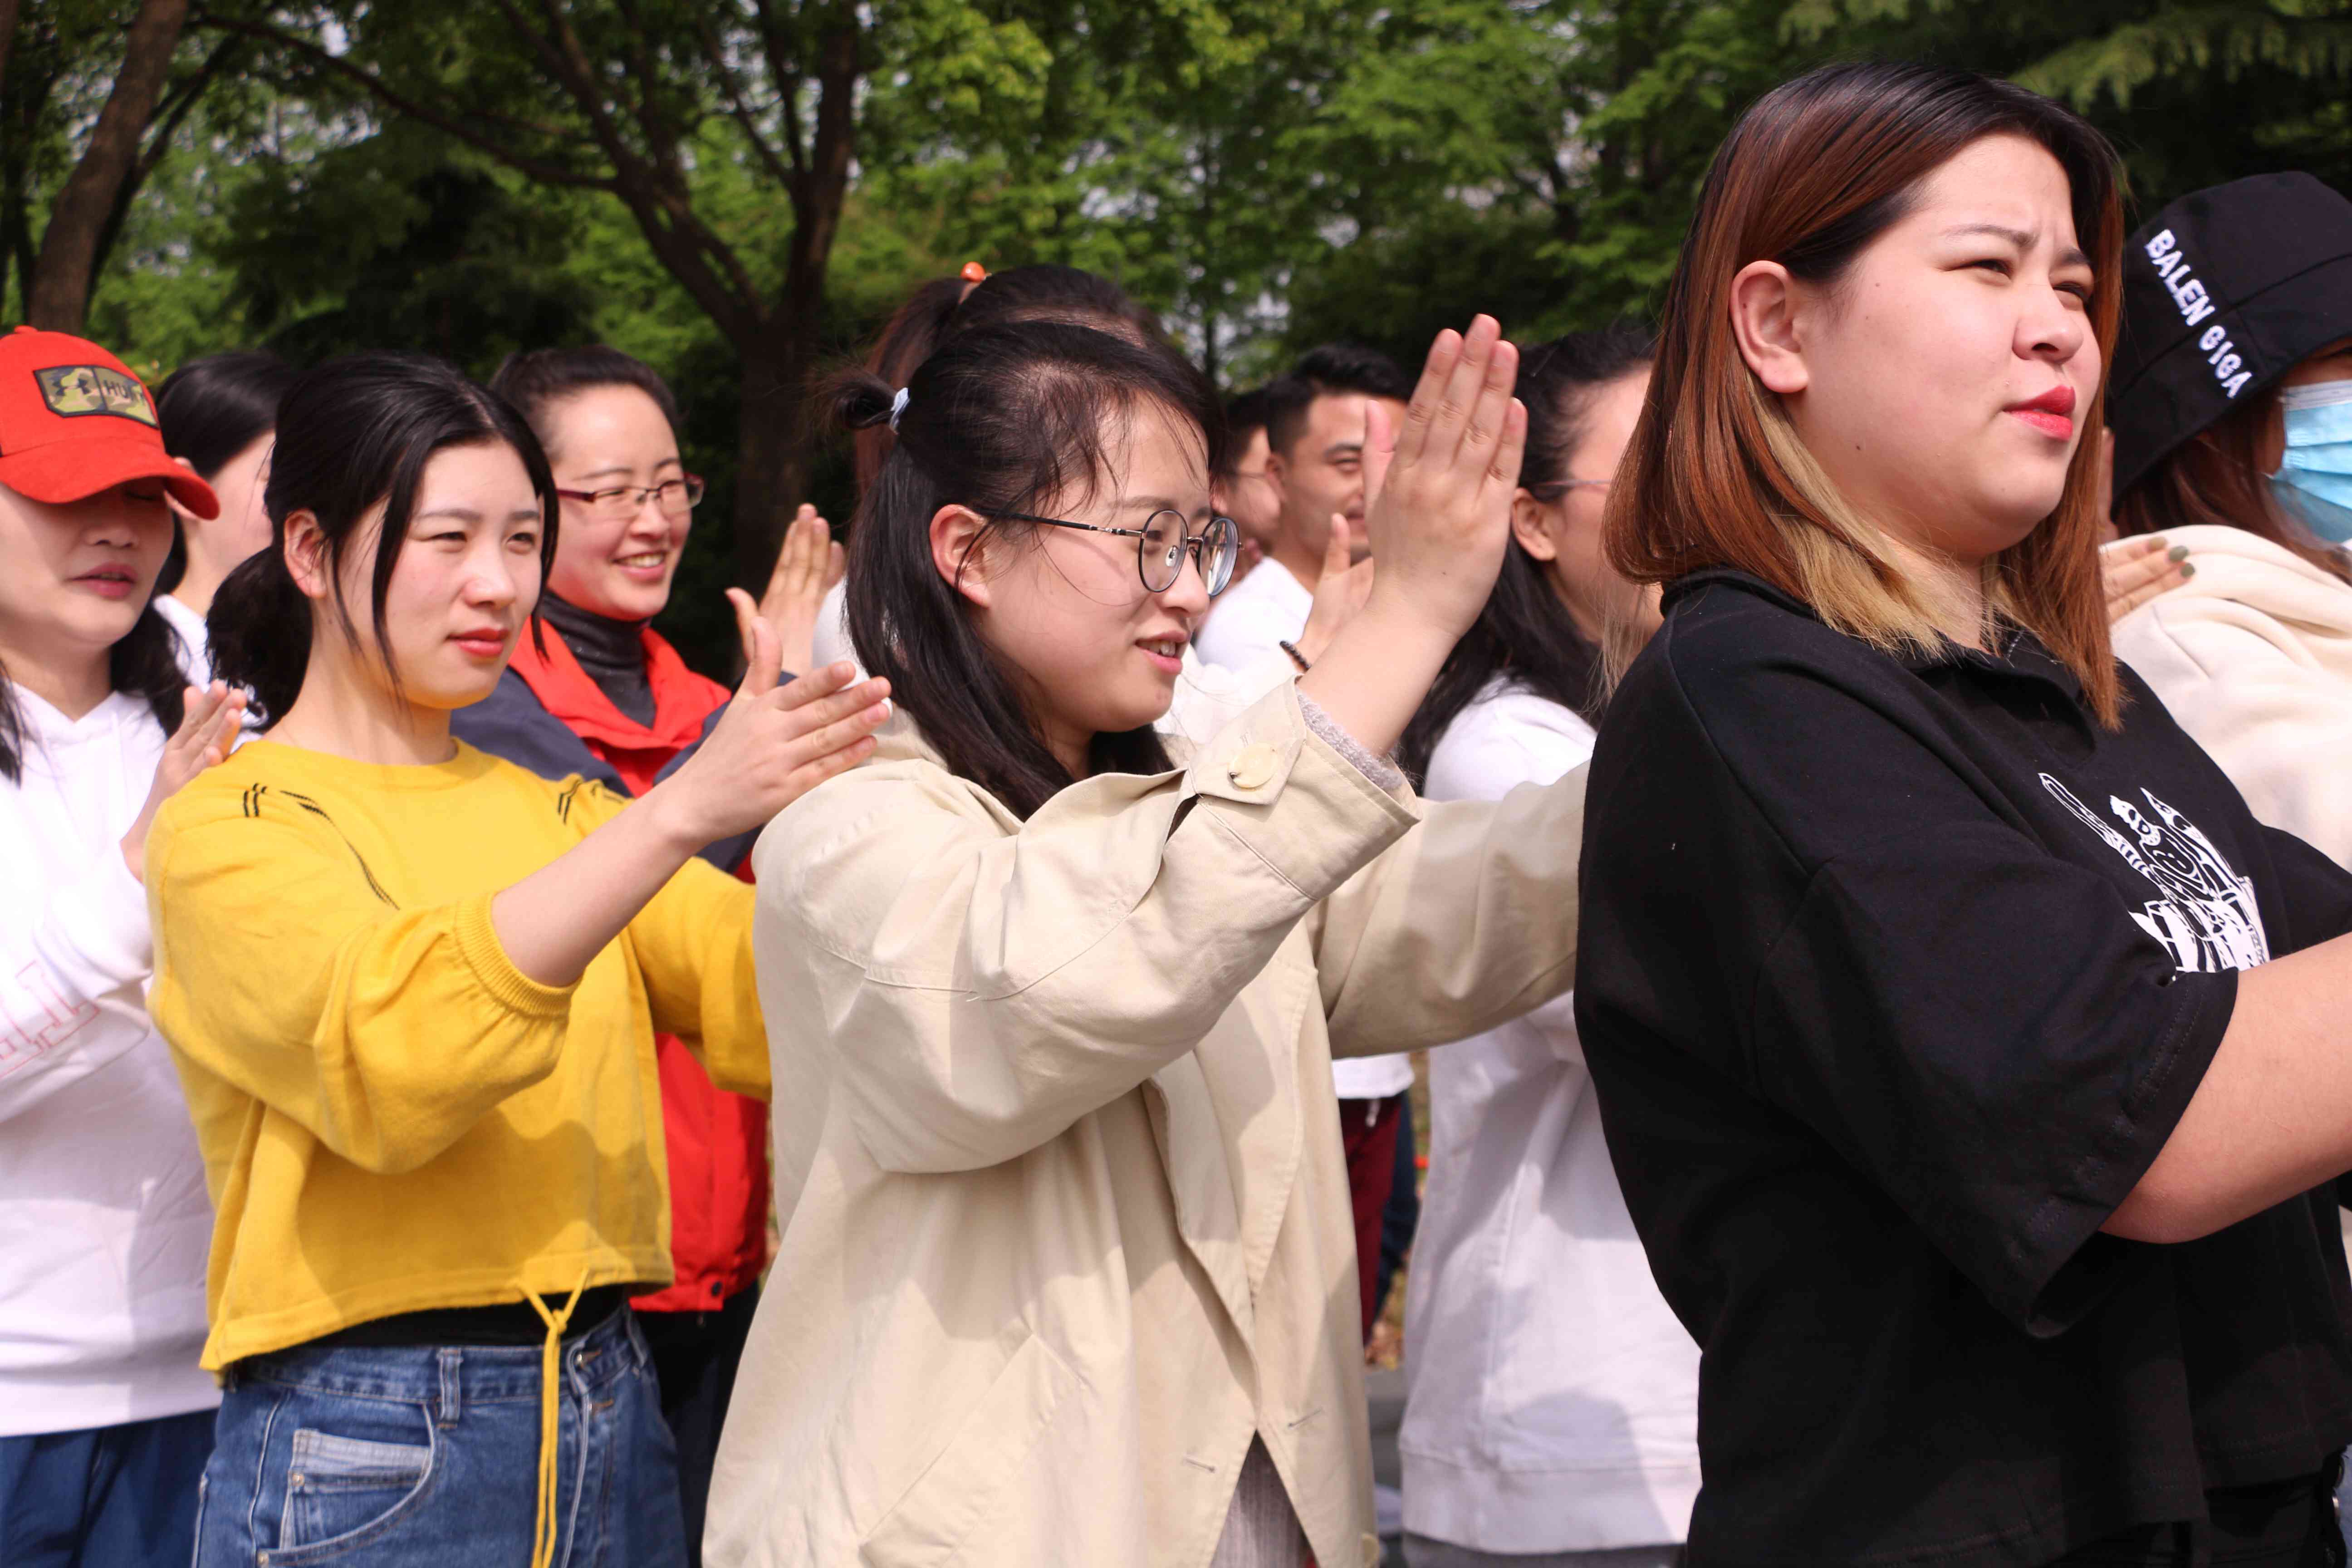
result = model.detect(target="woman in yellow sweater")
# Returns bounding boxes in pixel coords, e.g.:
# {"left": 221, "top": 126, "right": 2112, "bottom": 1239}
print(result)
{"left": 143, "top": 353, "right": 891, "bottom": 1568}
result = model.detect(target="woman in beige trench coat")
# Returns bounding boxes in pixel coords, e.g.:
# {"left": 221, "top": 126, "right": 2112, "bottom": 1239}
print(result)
{"left": 706, "top": 314, "right": 1589, "bottom": 1568}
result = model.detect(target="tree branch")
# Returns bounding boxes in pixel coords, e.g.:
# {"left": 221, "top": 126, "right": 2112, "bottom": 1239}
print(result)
{"left": 690, "top": 9, "right": 799, "bottom": 190}
{"left": 494, "top": 0, "right": 763, "bottom": 330}
{"left": 27, "top": 0, "right": 188, "bottom": 327}
{"left": 752, "top": 0, "right": 808, "bottom": 178}
{"left": 191, "top": 10, "right": 618, "bottom": 191}
{"left": 88, "top": 31, "right": 241, "bottom": 285}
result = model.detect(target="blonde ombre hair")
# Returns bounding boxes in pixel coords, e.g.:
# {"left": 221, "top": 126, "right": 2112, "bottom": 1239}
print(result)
{"left": 1606, "top": 60, "right": 2128, "bottom": 726}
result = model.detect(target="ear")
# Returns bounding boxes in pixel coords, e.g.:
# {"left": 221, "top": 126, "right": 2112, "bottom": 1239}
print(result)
{"left": 1261, "top": 442, "right": 1289, "bottom": 498}
{"left": 928, "top": 504, "right": 996, "bottom": 609}
{"left": 282, "top": 511, "right": 334, "bottom": 602}
{"left": 1729, "top": 260, "right": 1810, "bottom": 397}
{"left": 1510, "top": 489, "right": 1561, "bottom": 562}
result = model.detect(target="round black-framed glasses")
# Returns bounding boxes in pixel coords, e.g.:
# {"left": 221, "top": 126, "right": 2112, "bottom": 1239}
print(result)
{"left": 994, "top": 509, "right": 1240, "bottom": 597}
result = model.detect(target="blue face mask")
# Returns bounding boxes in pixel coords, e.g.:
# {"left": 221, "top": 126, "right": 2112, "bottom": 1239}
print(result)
{"left": 2270, "top": 379, "right": 2352, "bottom": 544}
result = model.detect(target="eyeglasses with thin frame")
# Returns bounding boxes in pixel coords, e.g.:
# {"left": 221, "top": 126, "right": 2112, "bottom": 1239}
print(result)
{"left": 554, "top": 474, "right": 706, "bottom": 522}
{"left": 993, "top": 508, "right": 1240, "bottom": 597}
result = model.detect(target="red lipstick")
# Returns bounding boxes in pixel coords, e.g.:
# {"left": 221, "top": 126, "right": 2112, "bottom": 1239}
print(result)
{"left": 2006, "top": 384, "right": 2077, "bottom": 441}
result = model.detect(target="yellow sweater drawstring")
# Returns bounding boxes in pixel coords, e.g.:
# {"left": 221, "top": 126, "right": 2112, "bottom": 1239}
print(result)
{"left": 520, "top": 1274, "right": 589, "bottom": 1568}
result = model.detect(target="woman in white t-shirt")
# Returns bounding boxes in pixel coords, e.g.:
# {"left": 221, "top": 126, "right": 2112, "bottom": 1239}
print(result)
{"left": 153, "top": 351, "right": 298, "bottom": 684}
{"left": 1393, "top": 325, "right": 1697, "bottom": 1568}
{"left": 0, "top": 328, "right": 247, "bottom": 1568}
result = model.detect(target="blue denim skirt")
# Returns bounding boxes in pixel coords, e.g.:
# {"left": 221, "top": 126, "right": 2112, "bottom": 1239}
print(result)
{"left": 193, "top": 1307, "right": 686, "bottom": 1567}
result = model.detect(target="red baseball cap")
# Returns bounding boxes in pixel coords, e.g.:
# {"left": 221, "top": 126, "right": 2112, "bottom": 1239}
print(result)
{"left": 0, "top": 325, "right": 218, "bottom": 518}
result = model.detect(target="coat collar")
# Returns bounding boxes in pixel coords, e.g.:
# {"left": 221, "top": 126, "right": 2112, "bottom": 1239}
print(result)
{"left": 506, "top": 620, "right": 715, "bottom": 753}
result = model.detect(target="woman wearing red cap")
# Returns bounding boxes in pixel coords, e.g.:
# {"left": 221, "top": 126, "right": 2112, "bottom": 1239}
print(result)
{"left": 0, "top": 326, "right": 247, "bottom": 1568}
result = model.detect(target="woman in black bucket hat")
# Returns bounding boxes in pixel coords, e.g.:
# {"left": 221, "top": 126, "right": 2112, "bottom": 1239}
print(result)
{"left": 2107, "top": 174, "right": 2352, "bottom": 872}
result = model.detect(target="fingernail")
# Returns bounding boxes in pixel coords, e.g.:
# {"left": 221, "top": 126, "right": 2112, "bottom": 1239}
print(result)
{"left": 2178, "top": 562, "right": 2195, "bottom": 578}
{"left": 2167, "top": 545, "right": 2189, "bottom": 561}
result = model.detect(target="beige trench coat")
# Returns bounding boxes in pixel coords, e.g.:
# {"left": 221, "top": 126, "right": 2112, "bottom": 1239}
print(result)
{"left": 706, "top": 684, "right": 1586, "bottom": 1568}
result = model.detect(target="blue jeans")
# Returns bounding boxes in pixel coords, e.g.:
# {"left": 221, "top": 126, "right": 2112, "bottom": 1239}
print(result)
{"left": 194, "top": 1307, "right": 686, "bottom": 1567}
{"left": 0, "top": 1408, "right": 215, "bottom": 1568}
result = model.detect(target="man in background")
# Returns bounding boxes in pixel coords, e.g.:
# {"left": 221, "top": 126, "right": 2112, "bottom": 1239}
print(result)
{"left": 1195, "top": 341, "right": 1416, "bottom": 1343}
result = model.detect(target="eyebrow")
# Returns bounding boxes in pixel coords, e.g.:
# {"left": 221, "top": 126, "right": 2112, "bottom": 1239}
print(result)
{"left": 1120, "top": 495, "right": 1213, "bottom": 519}
{"left": 1945, "top": 222, "right": 2092, "bottom": 271}
{"left": 573, "top": 458, "right": 682, "bottom": 482}
{"left": 413, "top": 507, "right": 543, "bottom": 524}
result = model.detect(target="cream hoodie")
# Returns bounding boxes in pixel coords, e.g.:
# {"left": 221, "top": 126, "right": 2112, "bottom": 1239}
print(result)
{"left": 2109, "top": 524, "right": 2352, "bottom": 869}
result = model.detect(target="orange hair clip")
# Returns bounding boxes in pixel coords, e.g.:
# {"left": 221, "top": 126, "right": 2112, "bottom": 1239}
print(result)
{"left": 959, "top": 261, "right": 989, "bottom": 283}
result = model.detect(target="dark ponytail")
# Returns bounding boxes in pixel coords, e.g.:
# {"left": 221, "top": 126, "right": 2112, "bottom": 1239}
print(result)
{"left": 1397, "top": 324, "right": 1654, "bottom": 784}
{"left": 210, "top": 353, "right": 558, "bottom": 728}
{"left": 832, "top": 320, "right": 1219, "bottom": 818}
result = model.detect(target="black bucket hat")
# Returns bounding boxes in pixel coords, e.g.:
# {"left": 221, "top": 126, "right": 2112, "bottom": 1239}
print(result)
{"left": 2109, "top": 172, "right": 2352, "bottom": 496}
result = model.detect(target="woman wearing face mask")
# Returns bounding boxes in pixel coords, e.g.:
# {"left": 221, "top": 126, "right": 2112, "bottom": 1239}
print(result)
{"left": 145, "top": 354, "right": 891, "bottom": 1568}
{"left": 707, "top": 318, "right": 1589, "bottom": 1568}
{"left": 1578, "top": 62, "right": 2352, "bottom": 1567}
{"left": 0, "top": 327, "right": 246, "bottom": 1568}
{"left": 2103, "top": 174, "right": 2352, "bottom": 869}
{"left": 152, "top": 351, "right": 299, "bottom": 683}
{"left": 450, "top": 348, "right": 832, "bottom": 1558}
{"left": 1393, "top": 325, "right": 1699, "bottom": 1568}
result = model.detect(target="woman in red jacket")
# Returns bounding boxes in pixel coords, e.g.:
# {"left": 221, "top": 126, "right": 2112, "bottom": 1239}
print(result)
{"left": 450, "top": 346, "right": 837, "bottom": 1562}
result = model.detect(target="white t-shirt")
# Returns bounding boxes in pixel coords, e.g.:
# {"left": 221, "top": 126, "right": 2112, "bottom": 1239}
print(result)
{"left": 1400, "top": 678, "right": 1700, "bottom": 1552}
{"left": 1192, "top": 556, "right": 1313, "bottom": 676}
{"left": 0, "top": 689, "right": 218, "bottom": 1434}
{"left": 1192, "top": 559, "right": 1412, "bottom": 1102}
{"left": 154, "top": 592, "right": 212, "bottom": 686}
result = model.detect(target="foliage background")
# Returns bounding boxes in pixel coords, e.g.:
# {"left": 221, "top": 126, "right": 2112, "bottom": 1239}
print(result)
{"left": 14, "top": 0, "right": 2352, "bottom": 669}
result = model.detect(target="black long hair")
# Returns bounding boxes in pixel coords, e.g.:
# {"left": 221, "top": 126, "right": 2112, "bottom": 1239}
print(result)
{"left": 852, "top": 265, "right": 1171, "bottom": 495}
{"left": 153, "top": 350, "right": 299, "bottom": 595}
{"left": 833, "top": 320, "right": 1222, "bottom": 818}
{"left": 1396, "top": 323, "right": 1653, "bottom": 784}
{"left": 209, "top": 354, "right": 558, "bottom": 728}
{"left": 0, "top": 547, "right": 186, "bottom": 784}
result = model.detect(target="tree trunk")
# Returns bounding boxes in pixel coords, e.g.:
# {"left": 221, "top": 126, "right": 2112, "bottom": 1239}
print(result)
{"left": 0, "top": 0, "right": 24, "bottom": 92}
{"left": 24, "top": 0, "right": 187, "bottom": 330}
{"left": 732, "top": 321, "right": 818, "bottom": 590}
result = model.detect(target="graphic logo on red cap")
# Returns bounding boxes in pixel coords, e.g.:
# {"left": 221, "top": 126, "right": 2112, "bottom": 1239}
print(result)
{"left": 32, "top": 365, "right": 158, "bottom": 426}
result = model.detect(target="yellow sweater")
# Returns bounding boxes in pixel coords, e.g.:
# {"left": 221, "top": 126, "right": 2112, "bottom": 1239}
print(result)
{"left": 146, "top": 740, "right": 765, "bottom": 1370}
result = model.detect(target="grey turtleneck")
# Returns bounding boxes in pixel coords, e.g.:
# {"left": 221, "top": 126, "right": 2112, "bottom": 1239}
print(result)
{"left": 538, "top": 593, "right": 656, "bottom": 726}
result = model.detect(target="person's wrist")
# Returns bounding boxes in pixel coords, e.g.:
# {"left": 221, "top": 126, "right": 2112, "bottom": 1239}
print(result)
{"left": 1357, "top": 582, "right": 1468, "bottom": 657}
{"left": 639, "top": 776, "right": 715, "bottom": 857}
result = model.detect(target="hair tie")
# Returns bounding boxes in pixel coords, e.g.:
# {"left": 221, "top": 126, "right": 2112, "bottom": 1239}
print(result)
{"left": 887, "top": 387, "right": 911, "bottom": 432}
{"left": 960, "top": 261, "right": 989, "bottom": 283}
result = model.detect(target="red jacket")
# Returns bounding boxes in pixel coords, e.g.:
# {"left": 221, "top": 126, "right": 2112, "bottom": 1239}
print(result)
{"left": 491, "top": 626, "right": 768, "bottom": 1313}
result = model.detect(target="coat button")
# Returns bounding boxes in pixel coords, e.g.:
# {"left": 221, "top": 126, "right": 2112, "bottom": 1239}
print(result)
{"left": 1227, "top": 743, "right": 1279, "bottom": 791}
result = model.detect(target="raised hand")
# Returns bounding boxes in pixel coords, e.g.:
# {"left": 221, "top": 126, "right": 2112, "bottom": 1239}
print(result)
{"left": 1360, "top": 316, "right": 1524, "bottom": 644}
{"left": 752, "top": 504, "right": 847, "bottom": 676}
{"left": 2101, "top": 534, "right": 2191, "bottom": 623}
{"left": 652, "top": 603, "right": 892, "bottom": 849}
{"left": 122, "top": 681, "right": 248, "bottom": 882}
{"left": 1296, "top": 317, "right": 1525, "bottom": 758}
{"left": 1295, "top": 514, "right": 1375, "bottom": 664}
